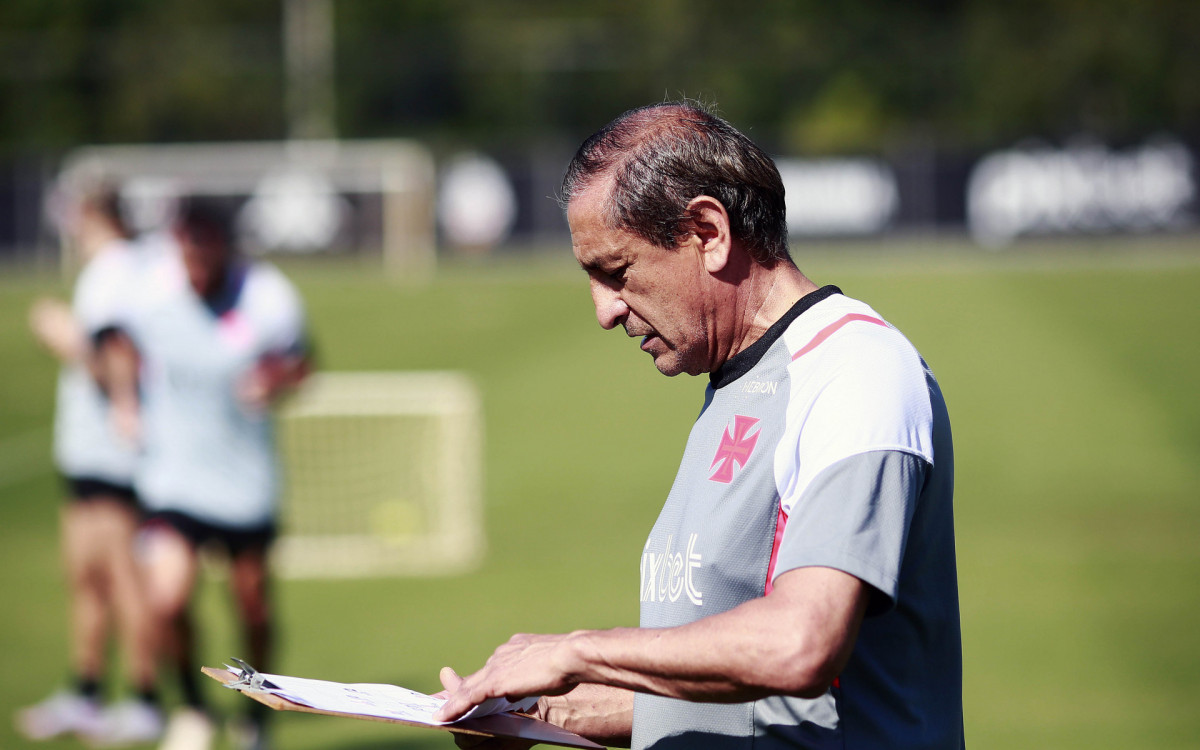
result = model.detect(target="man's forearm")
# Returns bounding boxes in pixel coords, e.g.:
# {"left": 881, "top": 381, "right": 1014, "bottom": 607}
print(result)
{"left": 563, "top": 566, "right": 869, "bottom": 704}
{"left": 435, "top": 567, "right": 870, "bottom": 725}
{"left": 540, "top": 683, "right": 633, "bottom": 748}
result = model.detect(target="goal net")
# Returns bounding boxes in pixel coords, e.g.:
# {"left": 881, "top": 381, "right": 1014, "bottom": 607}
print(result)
{"left": 273, "top": 371, "right": 484, "bottom": 578}
{"left": 53, "top": 139, "right": 437, "bottom": 279}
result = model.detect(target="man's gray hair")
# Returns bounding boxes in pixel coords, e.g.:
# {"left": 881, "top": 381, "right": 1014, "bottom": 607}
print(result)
{"left": 560, "top": 102, "right": 790, "bottom": 263}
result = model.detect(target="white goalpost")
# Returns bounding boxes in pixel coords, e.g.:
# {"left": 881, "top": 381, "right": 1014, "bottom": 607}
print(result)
{"left": 53, "top": 139, "right": 437, "bottom": 279}
{"left": 273, "top": 371, "right": 485, "bottom": 578}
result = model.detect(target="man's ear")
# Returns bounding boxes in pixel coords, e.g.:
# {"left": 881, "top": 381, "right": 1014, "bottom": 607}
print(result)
{"left": 685, "top": 195, "right": 732, "bottom": 274}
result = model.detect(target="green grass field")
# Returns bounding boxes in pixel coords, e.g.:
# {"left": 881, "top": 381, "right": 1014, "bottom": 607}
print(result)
{"left": 2, "top": 237, "right": 1198, "bottom": 749}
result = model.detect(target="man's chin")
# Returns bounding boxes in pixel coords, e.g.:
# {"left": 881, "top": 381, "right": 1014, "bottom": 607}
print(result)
{"left": 641, "top": 337, "right": 700, "bottom": 377}
{"left": 649, "top": 351, "right": 690, "bottom": 377}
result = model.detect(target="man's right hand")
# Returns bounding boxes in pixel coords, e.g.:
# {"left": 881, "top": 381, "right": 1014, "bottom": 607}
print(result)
{"left": 438, "top": 667, "right": 633, "bottom": 749}
{"left": 438, "top": 667, "right": 540, "bottom": 750}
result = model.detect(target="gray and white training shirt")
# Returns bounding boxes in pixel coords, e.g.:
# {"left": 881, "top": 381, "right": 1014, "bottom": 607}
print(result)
{"left": 634, "top": 286, "right": 963, "bottom": 750}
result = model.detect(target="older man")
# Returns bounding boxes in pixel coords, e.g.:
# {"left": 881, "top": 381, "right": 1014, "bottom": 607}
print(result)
{"left": 436, "top": 102, "right": 963, "bottom": 750}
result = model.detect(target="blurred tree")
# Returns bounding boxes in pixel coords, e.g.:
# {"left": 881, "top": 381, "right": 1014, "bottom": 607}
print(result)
{"left": 0, "top": 0, "right": 1196, "bottom": 156}
{"left": 786, "top": 72, "right": 888, "bottom": 155}
{"left": 958, "top": 0, "right": 1200, "bottom": 144}
{"left": 0, "top": 0, "right": 282, "bottom": 153}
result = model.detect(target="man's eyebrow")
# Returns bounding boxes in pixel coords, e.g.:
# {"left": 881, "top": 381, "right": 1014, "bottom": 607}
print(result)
{"left": 575, "top": 253, "right": 610, "bottom": 273}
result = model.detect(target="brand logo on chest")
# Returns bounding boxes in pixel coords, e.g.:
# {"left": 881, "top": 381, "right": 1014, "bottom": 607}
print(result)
{"left": 640, "top": 534, "right": 703, "bottom": 606}
{"left": 709, "top": 414, "right": 760, "bottom": 483}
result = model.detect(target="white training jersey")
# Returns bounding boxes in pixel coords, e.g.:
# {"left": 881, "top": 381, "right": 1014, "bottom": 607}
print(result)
{"left": 52, "top": 240, "right": 142, "bottom": 484}
{"left": 121, "top": 248, "right": 306, "bottom": 528}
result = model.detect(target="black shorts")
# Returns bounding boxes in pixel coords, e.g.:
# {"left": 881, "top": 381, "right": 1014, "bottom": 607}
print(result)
{"left": 64, "top": 475, "right": 140, "bottom": 509}
{"left": 143, "top": 510, "right": 276, "bottom": 556}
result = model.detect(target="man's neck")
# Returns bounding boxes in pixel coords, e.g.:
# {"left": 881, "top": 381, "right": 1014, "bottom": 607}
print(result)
{"left": 732, "top": 260, "right": 819, "bottom": 358}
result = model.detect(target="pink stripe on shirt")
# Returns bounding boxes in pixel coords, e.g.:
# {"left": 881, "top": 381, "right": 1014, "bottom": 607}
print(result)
{"left": 791, "top": 313, "right": 888, "bottom": 360}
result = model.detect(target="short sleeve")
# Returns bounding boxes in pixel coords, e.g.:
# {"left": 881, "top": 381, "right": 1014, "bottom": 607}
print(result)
{"left": 778, "top": 320, "right": 935, "bottom": 518}
{"left": 772, "top": 449, "right": 928, "bottom": 614}
{"left": 246, "top": 264, "right": 308, "bottom": 355}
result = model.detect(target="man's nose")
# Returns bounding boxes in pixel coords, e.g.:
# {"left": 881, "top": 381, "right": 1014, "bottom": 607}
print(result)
{"left": 590, "top": 280, "right": 629, "bottom": 330}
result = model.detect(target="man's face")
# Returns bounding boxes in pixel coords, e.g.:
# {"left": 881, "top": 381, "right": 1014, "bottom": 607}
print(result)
{"left": 568, "top": 183, "right": 714, "bottom": 377}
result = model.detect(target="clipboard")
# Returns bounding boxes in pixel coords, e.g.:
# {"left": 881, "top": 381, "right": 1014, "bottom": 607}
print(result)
{"left": 203, "top": 667, "right": 604, "bottom": 749}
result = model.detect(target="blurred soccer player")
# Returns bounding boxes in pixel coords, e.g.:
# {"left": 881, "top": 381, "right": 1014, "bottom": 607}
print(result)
{"left": 16, "top": 186, "right": 164, "bottom": 745}
{"left": 107, "top": 197, "right": 310, "bottom": 750}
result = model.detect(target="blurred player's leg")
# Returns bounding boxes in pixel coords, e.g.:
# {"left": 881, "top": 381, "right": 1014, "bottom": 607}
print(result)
{"left": 230, "top": 547, "right": 273, "bottom": 670}
{"left": 142, "top": 522, "right": 200, "bottom": 701}
{"left": 227, "top": 547, "right": 273, "bottom": 750}
{"left": 86, "top": 497, "right": 164, "bottom": 746}
{"left": 14, "top": 501, "right": 108, "bottom": 740}
{"left": 105, "top": 499, "right": 158, "bottom": 691}
{"left": 63, "top": 502, "right": 109, "bottom": 693}
{"left": 141, "top": 523, "right": 215, "bottom": 750}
